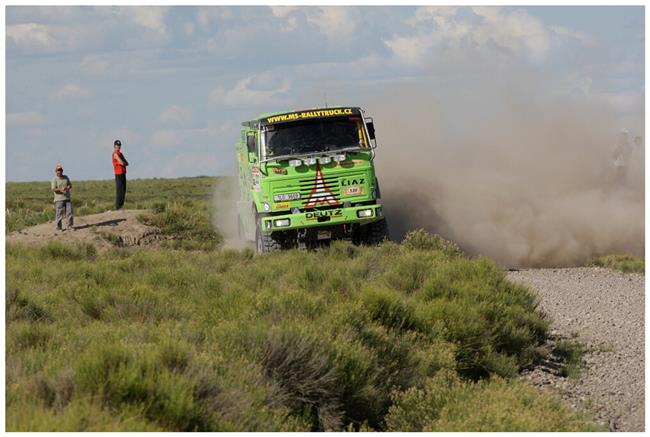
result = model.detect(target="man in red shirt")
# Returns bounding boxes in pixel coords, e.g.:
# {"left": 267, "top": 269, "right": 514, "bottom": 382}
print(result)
{"left": 112, "top": 139, "right": 129, "bottom": 210}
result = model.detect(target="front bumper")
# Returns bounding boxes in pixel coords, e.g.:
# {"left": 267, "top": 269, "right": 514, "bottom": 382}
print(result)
{"left": 260, "top": 204, "right": 383, "bottom": 233}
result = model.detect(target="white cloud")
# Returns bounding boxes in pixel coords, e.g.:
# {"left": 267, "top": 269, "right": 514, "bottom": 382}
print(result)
{"left": 385, "top": 6, "right": 557, "bottom": 66}
{"left": 151, "top": 130, "right": 180, "bottom": 148}
{"left": 52, "top": 83, "right": 89, "bottom": 100}
{"left": 269, "top": 6, "right": 357, "bottom": 38}
{"left": 209, "top": 74, "right": 291, "bottom": 108}
{"left": 6, "top": 23, "right": 86, "bottom": 52}
{"left": 307, "top": 7, "right": 357, "bottom": 38}
{"left": 270, "top": 6, "right": 298, "bottom": 19}
{"left": 6, "top": 23, "right": 51, "bottom": 47}
{"left": 383, "top": 34, "right": 434, "bottom": 66}
{"left": 160, "top": 105, "right": 191, "bottom": 124}
{"left": 7, "top": 112, "right": 48, "bottom": 126}
{"left": 95, "top": 6, "right": 169, "bottom": 33}
{"left": 126, "top": 6, "right": 169, "bottom": 33}
{"left": 471, "top": 7, "right": 550, "bottom": 61}
{"left": 270, "top": 6, "right": 299, "bottom": 32}
{"left": 413, "top": 6, "right": 459, "bottom": 23}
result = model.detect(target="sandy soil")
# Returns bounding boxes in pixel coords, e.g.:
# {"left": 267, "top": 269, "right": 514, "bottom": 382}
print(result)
{"left": 6, "top": 209, "right": 163, "bottom": 250}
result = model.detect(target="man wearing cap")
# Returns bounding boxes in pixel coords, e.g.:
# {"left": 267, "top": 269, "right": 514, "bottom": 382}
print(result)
{"left": 112, "top": 139, "right": 129, "bottom": 210}
{"left": 51, "top": 164, "right": 73, "bottom": 232}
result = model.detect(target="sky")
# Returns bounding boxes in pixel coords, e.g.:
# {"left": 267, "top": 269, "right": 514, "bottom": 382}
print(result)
{"left": 4, "top": 5, "right": 645, "bottom": 182}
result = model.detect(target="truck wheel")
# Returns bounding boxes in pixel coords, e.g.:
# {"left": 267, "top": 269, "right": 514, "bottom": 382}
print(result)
{"left": 255, "top": 222, "right": 282, "bottom": 253}
{"left": 367, "top": 218, "right": 389, "bottom": 245}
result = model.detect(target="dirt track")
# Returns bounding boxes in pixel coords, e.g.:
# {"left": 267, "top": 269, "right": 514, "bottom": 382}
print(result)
{"left": 6, "top": 210, "right": 163, "bottom": 250}
{"left": 508, "top": 268, "right": 644, "bottom": 432}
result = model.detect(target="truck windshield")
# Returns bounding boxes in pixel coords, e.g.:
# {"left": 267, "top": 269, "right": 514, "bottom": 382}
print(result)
{"left": 263, "top": 116, "right": 368, "bottom": 158}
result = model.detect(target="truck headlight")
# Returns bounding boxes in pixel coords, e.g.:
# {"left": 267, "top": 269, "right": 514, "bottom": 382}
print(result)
{"left": 289, "top": 159, "right": 302, "bottom": 167}
{"left": 274, "top": 219, "right": 291, "bottom": 227}
{"left": 264, "top": 220, "right": 272, "bottom": 230}
{"left": 334, "top": 153, "right": 346, "bottom": 162}
{"left": 319, "top": 156, "right": 331, "bottom": 164}
{"left": 357, "top": 209, "right": 373, "bottom": 218}
{"left": 304, "top": 157, "right": 317, "bottom": 166}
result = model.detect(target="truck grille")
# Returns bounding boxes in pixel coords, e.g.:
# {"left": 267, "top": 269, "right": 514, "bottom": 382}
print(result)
{"left": 271, "top": 171, "right": 367, "bottom": 209}
{"left": 297, "top": 174, "right": 341, "bottom": 207}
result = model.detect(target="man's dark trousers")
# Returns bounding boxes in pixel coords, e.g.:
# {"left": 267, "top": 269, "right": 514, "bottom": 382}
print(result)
{"left": 115, "top": 174, "right": 126, "bottom": 210}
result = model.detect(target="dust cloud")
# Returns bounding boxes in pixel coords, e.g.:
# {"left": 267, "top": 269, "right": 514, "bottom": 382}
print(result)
{"left": 369, "top": 71, "right": 644, "bottom": 267}
{"left": 212, "top": 176, "right": 250, "bottom": 249}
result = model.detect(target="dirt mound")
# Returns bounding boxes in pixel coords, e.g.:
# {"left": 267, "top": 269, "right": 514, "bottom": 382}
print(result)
{"left": 6, "top": 210, "right": 163, "bottom": 251}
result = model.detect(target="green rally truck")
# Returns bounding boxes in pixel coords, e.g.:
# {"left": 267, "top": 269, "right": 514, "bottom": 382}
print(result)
{"left": 236, "top": 106, "right": 388, "bottom": 253}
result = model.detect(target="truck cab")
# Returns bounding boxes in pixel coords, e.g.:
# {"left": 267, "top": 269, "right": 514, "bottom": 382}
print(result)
{"left": 236, "top": 106, "right": 388, "bottom": 252}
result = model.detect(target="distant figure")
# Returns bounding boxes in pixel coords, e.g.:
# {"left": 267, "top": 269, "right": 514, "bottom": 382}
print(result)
{"left": 51, "top": 164, "right": 73, "bottom": 232}
{"left": 112, "top": 139, "right": 129, "bottom": 210}
{"left": 611, "top": 128, "right": 640, "bottom": 186}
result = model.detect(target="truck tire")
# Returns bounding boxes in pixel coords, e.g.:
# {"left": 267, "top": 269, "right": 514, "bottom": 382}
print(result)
{"left": 367, "top": 218, "right": 389, "bottom": 245}
{"left": 256, "top": 222, "right": 282, "bottom": 253}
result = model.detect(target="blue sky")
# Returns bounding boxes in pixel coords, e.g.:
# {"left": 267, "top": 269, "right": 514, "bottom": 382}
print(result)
{"left": 5, "top": 5, "right": 644, "bottom": 182}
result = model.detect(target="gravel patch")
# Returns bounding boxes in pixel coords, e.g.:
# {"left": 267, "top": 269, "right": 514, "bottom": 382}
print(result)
{"left": 507, "top": 267, "right": 644, "bottom": 432}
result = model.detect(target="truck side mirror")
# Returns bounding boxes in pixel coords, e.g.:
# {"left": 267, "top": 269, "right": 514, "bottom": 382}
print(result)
{"left": 366, "top": 121, "right": 376, "bottom": 140}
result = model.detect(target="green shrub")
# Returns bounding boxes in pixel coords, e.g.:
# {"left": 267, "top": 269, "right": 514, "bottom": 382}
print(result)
{"left": 139, "top": 202, "right": 222, "bottom": 250}
{"left": 586, "top": 254, "right": 644, "bottom": 274}
{"left": 259, "top": 329, "right": 343, "bottom": 431}
{"left": 157, "top": 339, "right": 191, "bottom": 373}
{"left": 6, "top": 288, "right": 52, "bottom": 323}
{"left": 6, "top": 221, "right": 595, "bottom": 432}
{"left": 402, "top": 229, "right": 463, "bottom": 258}
{"left": 386, "top": 370, "right": 603, "bottom": 431}
{"left": 7, "top": 399, "right": 163, "bottom": 431}
{"left": 74, "top": 344, "right": 205, "bottom": 431}
{"left": 33, "top": 370, "right": 75, "bottom": 410}
{"left": 361, "top": 287, "right": 421, "bottom": 332}
{"left": 9, "top": 322, "right": 53, "bottom": 351}
{"left": 383, "top": 252, "right": 433, "bottom": 293}
{"left": 554, "top": 339, "right": 586, "bottom": 378}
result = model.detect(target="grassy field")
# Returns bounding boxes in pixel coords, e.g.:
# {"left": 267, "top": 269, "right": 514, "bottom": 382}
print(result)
{"left": 5, "top": 178, "right": 603, "bottom": 431}
{"left": 6, "top": 177, "right": 217, "bottom": 234}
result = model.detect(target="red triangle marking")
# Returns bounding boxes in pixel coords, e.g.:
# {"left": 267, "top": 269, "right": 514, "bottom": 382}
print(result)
{"left": 305, "top": 163, "right": 340, "bottom": 208}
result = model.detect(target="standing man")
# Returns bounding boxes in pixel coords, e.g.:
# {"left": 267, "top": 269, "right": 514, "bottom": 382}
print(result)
{"left": 51, "top": 164, "right": 73, "bottom": 232}
{"left": 112, "top": 139, "right": 129, "bottom": 210}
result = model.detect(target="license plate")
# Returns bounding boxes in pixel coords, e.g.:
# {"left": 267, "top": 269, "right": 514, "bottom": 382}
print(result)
{"left": 317, "top": 230, "right": 332, "bottom": 240}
